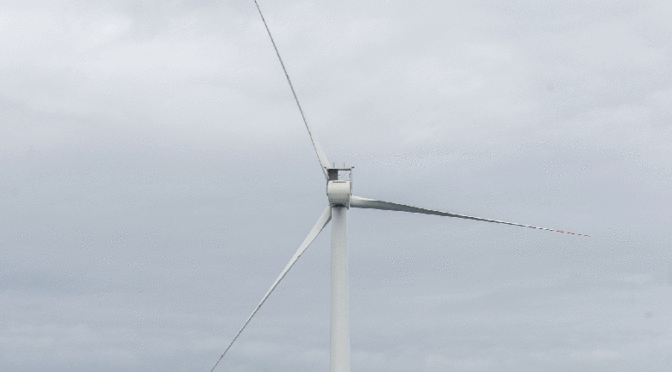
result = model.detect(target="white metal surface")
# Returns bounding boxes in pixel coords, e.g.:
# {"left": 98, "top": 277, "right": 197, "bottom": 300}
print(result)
{"left": 349, "top": 196, "right": 589, "bottom": 236}
{"left": 209, "top": 206, "right": 332, "bottom": 372}
{"left": 250, "top": 0, "right": 330, "bottom": 179}
{"left": 330, "top": 206, "right": 350, "bottom": 372}
{"left": 327, "top": 181, "right": 352, "bottom": 207}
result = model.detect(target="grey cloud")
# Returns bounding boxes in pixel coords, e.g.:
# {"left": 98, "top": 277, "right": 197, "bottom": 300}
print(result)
{"left": 2, "top": 0, "right": 671, "bottom": 371}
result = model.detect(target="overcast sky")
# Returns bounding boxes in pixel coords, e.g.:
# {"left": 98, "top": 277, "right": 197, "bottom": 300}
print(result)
{"left": 2, "top": 0, "right": 671, "bottom": 371}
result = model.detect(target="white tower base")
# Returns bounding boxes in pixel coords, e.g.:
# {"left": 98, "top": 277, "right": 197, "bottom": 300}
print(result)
{"left": 330, "top": 206, "right": 350, "bottom": 372}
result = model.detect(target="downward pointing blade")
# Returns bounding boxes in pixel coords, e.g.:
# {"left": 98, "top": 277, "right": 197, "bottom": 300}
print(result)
{"left": 350, "top": 196, "right": 589, "bottom": 236}
{"left": 210, "top": 206, "right": 332, "bottom": 372}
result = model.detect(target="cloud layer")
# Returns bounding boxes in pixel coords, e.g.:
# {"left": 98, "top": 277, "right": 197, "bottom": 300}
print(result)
{"left": 2, "top": 1, "right": 671, "bottom": 371}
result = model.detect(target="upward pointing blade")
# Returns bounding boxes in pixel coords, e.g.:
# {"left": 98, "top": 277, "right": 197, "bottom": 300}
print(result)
{"left": 251, "top": 0, "right": 330, "bottom": 177}
{"left": 350, "top": 196, "right": 589, "bottom": 236}
{"left": 210, "top": 206, "right": 332, "bottom": 372}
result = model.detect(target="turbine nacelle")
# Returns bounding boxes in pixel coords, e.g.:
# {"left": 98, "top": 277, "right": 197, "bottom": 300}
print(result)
{"left": 327, "top": 167, "right": 353, "bottom": 208}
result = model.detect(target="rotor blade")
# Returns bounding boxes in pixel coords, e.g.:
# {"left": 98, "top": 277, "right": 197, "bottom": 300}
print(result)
{"left": 210, "top": 206, "right": 332, "bottom": 372}
{"left": 251, "top": 0, "right": 330, "bottom": 177}
{"left": 350, "top": 196, "right": 589, "bottom": 237}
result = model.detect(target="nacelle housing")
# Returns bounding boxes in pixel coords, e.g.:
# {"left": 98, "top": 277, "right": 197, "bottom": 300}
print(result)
{"left": 326, "top": 167, "right": 353, "bottom": 208}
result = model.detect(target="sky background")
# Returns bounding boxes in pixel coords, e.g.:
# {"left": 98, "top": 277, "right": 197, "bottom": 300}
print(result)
{"left": 2, "top": 0, "right": 671, "bottom": 371}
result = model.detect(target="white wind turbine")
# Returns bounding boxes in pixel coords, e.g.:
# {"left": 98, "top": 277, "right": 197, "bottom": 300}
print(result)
{"left": 210, "top": 2, "right": 588, "bottom": 372}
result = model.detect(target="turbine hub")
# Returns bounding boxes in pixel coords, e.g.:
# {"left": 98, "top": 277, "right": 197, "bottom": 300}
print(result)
{"left": 326, "top": 167, "right": 352, "bottom": 208}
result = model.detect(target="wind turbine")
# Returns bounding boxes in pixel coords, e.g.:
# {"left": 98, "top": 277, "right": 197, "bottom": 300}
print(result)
{"left": 210, "top": 1, "right": 587, "bottom": 371}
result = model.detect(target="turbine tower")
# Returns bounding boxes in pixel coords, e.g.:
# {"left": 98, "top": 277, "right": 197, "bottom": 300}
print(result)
{"left": 210, "top": 2, "right": 587, "bottom": 371}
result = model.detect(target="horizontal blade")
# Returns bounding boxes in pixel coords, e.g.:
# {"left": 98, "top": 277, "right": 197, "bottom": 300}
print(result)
{"left": 210, "top": 206, "right": 332, "bottom": 372}
{"left": 350, "top": 196, "right": 588, "bottom": 237}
